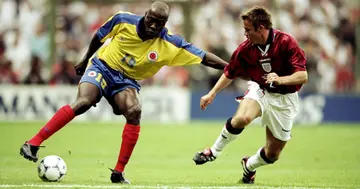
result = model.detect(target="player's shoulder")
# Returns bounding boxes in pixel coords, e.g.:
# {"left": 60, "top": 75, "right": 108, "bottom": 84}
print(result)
{"left": 112, "top": 11, "right": 142, "bottom": 25}
{"left": 160, "top": 27, "right": 187, "bottom": 48}
{"left": 238, "top": 39, "right": 252, "bottom": 49}
{"left": 234, "top": 39, "right": 252, "bottom": 55}
{"left": 274, "top": 29, "right": 298, "bottom": 45}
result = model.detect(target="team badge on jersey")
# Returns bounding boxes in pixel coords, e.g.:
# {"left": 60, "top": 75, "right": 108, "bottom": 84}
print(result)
{"left": 259, "top": 58, "right": 272, "bottom": 72}
{"left": 147, "top": 51, "right": 158, "bottom": 62}
{"left": 261, "top": 63, "right": 272, "bottom": 72}
{"left": 88, "top": 71, "right": 97, "bottom": 77}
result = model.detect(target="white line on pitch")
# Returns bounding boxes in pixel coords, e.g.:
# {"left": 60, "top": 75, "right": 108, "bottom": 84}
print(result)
{"left": 0, "top": 184, "right": 340, "bottom": 189}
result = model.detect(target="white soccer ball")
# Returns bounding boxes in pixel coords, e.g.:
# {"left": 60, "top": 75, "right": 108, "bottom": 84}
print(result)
{"left": 37, "top": 155, "right": 67, "bottom": 182}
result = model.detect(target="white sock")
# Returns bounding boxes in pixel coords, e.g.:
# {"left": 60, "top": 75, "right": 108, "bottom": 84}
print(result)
{"left": 246, "top": 147, "right": 269, "bottom": 172}
{"left": 210, "top": 126, "right": 238, "bottom": 157}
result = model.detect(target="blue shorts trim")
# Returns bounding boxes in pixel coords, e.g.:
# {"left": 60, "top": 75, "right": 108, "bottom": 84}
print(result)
{"left": 79, "top": 58, "right": 141, "bottom": 99}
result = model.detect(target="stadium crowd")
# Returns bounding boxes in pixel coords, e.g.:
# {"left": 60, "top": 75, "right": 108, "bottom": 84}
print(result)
{"left": 0, "top": 0, "right": 358, "bottom": 94}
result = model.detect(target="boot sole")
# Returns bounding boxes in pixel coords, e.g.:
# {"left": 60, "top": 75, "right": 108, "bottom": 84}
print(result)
{"left": 20, "top": 148, "right": 38, "bottom": 163}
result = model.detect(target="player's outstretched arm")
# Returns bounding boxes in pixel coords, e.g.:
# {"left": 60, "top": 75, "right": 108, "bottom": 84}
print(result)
{"left": 200, "top": 73, "right": 233, "bottom": 110}
{"left": 80, "top": 35, "right": 103, "bottom": 65}
{"left": 209, "top": 73, "right": 234, "bottom": 96}
{"left": 74, "top": 35, "right": 104, "bottom": 75}
{"left": 201, "top": 52, "right": 229, "bottom": 70}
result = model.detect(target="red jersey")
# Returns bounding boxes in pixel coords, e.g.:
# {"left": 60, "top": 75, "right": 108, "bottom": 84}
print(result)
{"left": 224, "top": 29, "right": 307, "bottom": 94}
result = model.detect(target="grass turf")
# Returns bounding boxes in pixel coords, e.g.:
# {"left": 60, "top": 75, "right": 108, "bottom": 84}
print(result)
{"left": 0, "top": 121, "right": 359, "bottom": 188}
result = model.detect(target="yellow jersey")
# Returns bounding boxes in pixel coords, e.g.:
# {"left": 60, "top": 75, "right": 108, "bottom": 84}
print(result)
{"left": 95, "top": 11, "right": 206, "bottom": 80}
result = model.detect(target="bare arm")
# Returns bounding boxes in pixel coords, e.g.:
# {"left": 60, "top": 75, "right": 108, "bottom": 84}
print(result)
{"left": 75, "top": 12, "right": 123, "bottom": 75}
{"left": 266, "top": 71, "right": 308, "bottom": 86}
{"left": 279, "top": 71, "right": 308, "bottom": 85}
{"left": 201, "top": 52, "right": 229, "bottom": 70}
{"left": 80, "top": 35, "right": 103, "bottom": 64}
{"left": 200, "top": 73, "right": 233, "bottom": 110}
{"left": 74, "top": 35, "right": 103, "bottom": 75}
{"left": 209, "top": 73, "right": 234, "bottom": 96}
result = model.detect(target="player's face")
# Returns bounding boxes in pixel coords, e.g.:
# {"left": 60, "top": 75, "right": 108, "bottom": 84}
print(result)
{"left": 243, "top": 19, "right": 263, "bottom": 44}
{"left": 144, "top": 10, "right": 168, "bottom": 37}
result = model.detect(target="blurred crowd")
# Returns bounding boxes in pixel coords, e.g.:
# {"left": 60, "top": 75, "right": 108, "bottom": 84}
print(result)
{"left": 192, "top": 0, "right": 358, "bottom": 94}
{"left": 0, "top": 0, "right": 81, "bottom": 85}
{"left": 0, "top": 0, "right": 358, "bottom": 94}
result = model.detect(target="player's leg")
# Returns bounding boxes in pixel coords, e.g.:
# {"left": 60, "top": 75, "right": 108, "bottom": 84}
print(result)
{"left": 215, "top": 98, "right": 262, "bottom": 155}
{"left": 241, "top": 127, "right": 287, "bottom": 184}
{"left": 193, "top": 82, "right": 264, "bottom": 165}
{"left": 20, "top": 70, "right": 102, "bottom": 162}
{"left": 241, "top": 92, "right": 298, "bottom": 184}
{"left": 109, "top": 87, "right": 141, "bottom": 184}
{"left": 193, "top": 97, "right": 262, "bottom": 165}
{"left": 263, "top": 126, "right": 287, "bottom": 162}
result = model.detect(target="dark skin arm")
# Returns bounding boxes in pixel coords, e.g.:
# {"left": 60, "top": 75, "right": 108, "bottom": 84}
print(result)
{"left": 74, "top": 35, "right": 104, "bottom": 75}
{"left": 201, "top": 52, "right": 228, "bottom": 70}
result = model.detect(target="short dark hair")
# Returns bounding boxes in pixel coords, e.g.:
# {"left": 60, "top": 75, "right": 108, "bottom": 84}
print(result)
{"left": 240, "top": 6, "right": 273, "bottom": 29}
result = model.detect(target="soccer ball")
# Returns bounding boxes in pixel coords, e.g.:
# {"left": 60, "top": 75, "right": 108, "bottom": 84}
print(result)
{"left": 37, "top": 155, "right": 67, "bottom": 182}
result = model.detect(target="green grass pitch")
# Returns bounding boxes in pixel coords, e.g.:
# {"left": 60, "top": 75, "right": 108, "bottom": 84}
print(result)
{"left": 0, "top": 121, "right": 360, "bottom": 189}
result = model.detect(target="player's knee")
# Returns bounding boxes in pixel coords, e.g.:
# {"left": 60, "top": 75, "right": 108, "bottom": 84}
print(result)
{"left": 231, "top": 115, "right": 252, "bottom": 128}
{"left": 124, "top": 105, "right": 142, "bottom": 124}
{"left": 113, "top": 109, "right": 122, "bottom": 115}
{"left": 72, "top": 97, "right": 95, "bottom": 115}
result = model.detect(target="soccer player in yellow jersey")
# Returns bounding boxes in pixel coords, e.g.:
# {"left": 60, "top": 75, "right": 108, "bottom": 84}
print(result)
{"left": 20, "top": 1, "right": 228, "bottom": 184}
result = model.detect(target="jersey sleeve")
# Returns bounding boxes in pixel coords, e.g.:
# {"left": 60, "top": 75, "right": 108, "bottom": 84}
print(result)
{"left": 96, "top": 13, "right": 124, "bottom": 43}
{"left": 224, "top": 44, "right": 247, "bottom": 79}
{"left": 166, "top": 34, "right": 206, "bottom": 66}
{"left": 286, "top": 36, "right": 307, "bottom": 72}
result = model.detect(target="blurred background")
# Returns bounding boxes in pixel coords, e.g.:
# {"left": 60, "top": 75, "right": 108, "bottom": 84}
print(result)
{"left": 1, "top": 1, "right": 359, "bottom": 187}
{"left": 0, "top": 0, "right": 359, "bottom": 124}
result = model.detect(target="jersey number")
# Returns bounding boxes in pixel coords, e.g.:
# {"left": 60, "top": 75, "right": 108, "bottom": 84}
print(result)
{"left": 95, "top": 73, "right": 107, "bottom": 89}
{"left": 121, "top": 54, "right": 136, "bottom": 68}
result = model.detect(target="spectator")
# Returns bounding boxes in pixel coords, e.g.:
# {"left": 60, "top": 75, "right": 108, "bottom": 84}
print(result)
{"left": 0, "top": 60, "right": 19, "bottom": 84}
{"left": 49, "top": 56, "right": 79, "bottom": 85}
{"left": 23, "top": 55, "right": 46, "bottom": 85}
{"left": 4, "top": 26, "right": 30, "bottom": 78}
{"left": 30, "top": 22, "right": 49, "bottom": 63}
{"left": 0, "top": 33, "right": 6, "bottom": 61}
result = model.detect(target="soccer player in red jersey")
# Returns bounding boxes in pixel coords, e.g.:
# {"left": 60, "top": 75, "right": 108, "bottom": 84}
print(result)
{"left": 193, "top": 6, "right": 308, "bottom": 184}
{"left": 19, "top": 1, "right": 228, "bottom": 184}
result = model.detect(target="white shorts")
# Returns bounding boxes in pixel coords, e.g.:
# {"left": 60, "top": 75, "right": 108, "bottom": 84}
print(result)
{"left": 241, "top": 81, "right": 299, "bottom": 141}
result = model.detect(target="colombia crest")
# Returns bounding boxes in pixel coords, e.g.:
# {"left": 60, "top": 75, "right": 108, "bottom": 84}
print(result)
{"left": 88, "top": 71, "right": 97, "bottom": 77}
{"left": 147, "top": 51, "right": 158, "bottom": 62}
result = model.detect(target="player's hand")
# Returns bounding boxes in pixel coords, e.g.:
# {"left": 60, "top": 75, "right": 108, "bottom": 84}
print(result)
{"left": 200, "top": 93, "right": 215, "bottom": 110}
{"left": 265, "top": 72, "right": 282, "bottom": 85}
{"left": 74, "top": 60, "right": 88, "bottom": 76}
